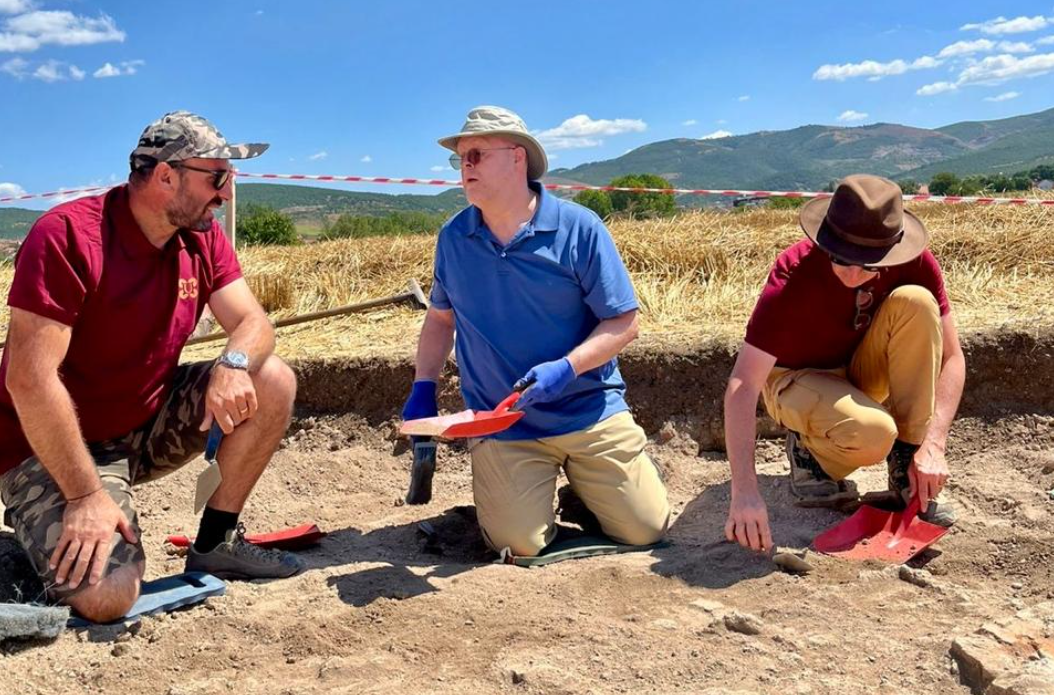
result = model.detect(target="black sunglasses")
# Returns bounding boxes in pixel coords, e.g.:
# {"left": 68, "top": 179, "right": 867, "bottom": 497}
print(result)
{"left": 171, "top": 162, "right": 233, "bottom": 190}
{"left": 828, "top": 252, "right": 881, "bottom": 273}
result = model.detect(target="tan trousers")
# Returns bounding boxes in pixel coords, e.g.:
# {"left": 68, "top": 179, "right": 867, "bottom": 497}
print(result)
{"left": 761, "top": 285, "right": 943, "bottom": 481}
{"left": 470, "top": 411, "right": 670, "bottom": 556}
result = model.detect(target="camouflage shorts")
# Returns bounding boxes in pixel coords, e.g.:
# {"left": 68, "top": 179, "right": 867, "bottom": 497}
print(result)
{"left": 0, "top": 360, "right": 215, "bottom": 600}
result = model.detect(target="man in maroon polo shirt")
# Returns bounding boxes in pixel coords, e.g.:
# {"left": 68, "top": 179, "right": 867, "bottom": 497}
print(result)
{"left": 0, "top": 111, "right": 302, "bottom": 622}
{"left": 722, "top": 175, "right": 966, "bottom": 553}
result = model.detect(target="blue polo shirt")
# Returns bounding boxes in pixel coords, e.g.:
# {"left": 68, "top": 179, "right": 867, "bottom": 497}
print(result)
{"left": 430, "top": 181, "right": 638, "bottom": 441}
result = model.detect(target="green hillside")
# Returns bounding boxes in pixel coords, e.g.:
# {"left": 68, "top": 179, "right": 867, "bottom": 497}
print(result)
{"left": 552, "top": 123, "right": 969, "bottom": 191}
{"left": 237, "top": 183, "right": 466, "bottom": 223}
{"left": 0, "top": 208, "right": 40, "bottom": 239}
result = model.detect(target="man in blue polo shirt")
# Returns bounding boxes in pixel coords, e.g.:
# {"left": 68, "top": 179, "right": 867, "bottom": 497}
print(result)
{"left": 401, "top": 105, "right": 669, "bottom": 556}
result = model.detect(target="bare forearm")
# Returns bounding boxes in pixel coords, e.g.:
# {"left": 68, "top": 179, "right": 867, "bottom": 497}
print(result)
{"left": 414, "top": 312, "right": 455, "bottom": 381}
{"left": 925, "top": 352, "right": 965, "bottom": 450}
{"left": 567, "top": 313, "right": 638, "bottom": 375}
{"left": 8, "top": 374, "right": 99, "bottom": 498}
{"left": 224, "top": 314, "right": 275, "bottom": 373}
{"left": 724, "top": 384, "right": 762, "bottom": 497}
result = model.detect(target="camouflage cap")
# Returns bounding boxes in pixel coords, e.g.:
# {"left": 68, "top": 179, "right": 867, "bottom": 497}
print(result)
{"left": 129, "top": 110, "right": 269, "bottom": 171}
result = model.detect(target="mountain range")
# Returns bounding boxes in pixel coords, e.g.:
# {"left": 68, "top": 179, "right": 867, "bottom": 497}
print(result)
{"left": 3, "top": 105, "right": 1053, "bottom": 237}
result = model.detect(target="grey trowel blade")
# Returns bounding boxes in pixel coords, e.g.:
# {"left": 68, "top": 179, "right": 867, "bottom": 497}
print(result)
{"left": 194, "top": 422, "right": 224, "bottom": 514}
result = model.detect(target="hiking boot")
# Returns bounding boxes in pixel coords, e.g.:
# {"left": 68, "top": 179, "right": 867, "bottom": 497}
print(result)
{"left": 886, "top": 440, "right": 957, "bottom": 528}
{"left": 185, "top": 523, "right": 306, "bottom": 580}
{"left": 786, "top": 432, "right": 855, "bottom": 507}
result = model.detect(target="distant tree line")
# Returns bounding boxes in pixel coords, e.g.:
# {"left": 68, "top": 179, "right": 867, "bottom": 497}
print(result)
{"left": 903, "top": 164, "right": 1054, "bottom": 196}
{"left": 572, "top": 174, "right": 677, "bottom": 219}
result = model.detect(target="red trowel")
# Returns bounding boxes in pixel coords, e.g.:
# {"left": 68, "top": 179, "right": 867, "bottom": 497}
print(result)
{"left": 167, "top": 523, "right": 326, "bottom": 551}
{"left": 812, "top": 493, "right": 948, "bottom": 563}
{"left": 399, "top": 389, "right": 527, "bottom": 439}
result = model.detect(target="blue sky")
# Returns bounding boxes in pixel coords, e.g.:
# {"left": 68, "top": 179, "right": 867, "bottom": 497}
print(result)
{"left": 3, "top": 1, "right": 1054, "bottom": 207}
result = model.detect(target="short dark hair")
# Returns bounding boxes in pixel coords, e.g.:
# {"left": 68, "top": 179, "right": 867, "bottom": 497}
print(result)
{"left": 128, "top": 156, "right": 160, "bottom": 186}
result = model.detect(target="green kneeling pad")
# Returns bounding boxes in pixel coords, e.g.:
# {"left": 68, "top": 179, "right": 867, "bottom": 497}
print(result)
{"left": 497, "top": 533, "right": 669, "bottom": 568}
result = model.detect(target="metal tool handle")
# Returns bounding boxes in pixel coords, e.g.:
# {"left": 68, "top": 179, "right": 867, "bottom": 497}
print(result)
{"left": 405, "top": 437, "right": 437, "bottom": 505}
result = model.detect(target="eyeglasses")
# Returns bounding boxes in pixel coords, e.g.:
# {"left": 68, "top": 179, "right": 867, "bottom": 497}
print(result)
{"left": 829, "top": 252, "right": 881, "bottom": 274}
{"left": 854, "top": 288, "right": 874, "bottom": 331}
{"left": 171, "top": 162, "right": 233, "bottom": 190}
{"left": 449, "top": 147, "right": 518, "bottom": 170}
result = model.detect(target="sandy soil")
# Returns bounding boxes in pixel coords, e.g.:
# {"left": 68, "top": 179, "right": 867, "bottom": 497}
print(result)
{"left": 1, "top": 401, "right": 1052, "bottom": 694}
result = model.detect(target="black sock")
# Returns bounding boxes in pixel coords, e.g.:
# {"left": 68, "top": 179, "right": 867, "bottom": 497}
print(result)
{"left": 193, "top": 506, "right": 240, "bottom": 553}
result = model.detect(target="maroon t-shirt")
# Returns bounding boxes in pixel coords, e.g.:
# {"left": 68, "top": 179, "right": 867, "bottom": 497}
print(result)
{"left": 0, "top": 185, "right": 242, "bottom": 475}
{"left": 744, "top": 239, "right": 950, "bottom": 370}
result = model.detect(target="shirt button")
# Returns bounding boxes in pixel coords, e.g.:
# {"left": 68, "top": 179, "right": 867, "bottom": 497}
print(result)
{"left": 500, "top": 252, "right": 507, "bottom": 258}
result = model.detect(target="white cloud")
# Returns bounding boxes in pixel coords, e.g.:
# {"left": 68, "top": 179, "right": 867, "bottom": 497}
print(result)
{"left": 360, "top": 155, "right": 372, "bottom": 163}
{"left": 533, "top": 114, "right": 647, "bottom": 150}
{"left": 961, "top": 15, "right": 1050, "bottom": 35}
{"left": 837, "top": 110, "right": 869, "bottom": 122}
{"left": 958, "top": 52, "right": 1054, "bottom": 84}
{"left": 737, "top": 95, "right": 750, "bottom": 101}
{"left": 716, "top": 119, "right": 728, "bottom": 125}
{"left": 939, "top": 39, "right": 995, "bottom": 58}
{"left": 813, "top": 55, "right": 941, "bottom": 81}
{"left": 93, "top": 59, "right": 142, "bottom": 78}
{"left": 998, "top": 41, "right": 1035, "bottom": 53}
{"left": 92, "top": 61, "right": 118, "bottom": 78}
{"left": 0, "top": 182, "right": 27, "bottom": 198}
{"left": 1038, "top": 36, "right": 1054, "bottom": 45}
{"left": 32, "top": 58, "right": 62, "bottom": 82}
{"left": 682, "top": 119, "right": 697, "bottom": 126}
{"left": 68, "top": 63, "right": 82, "bottom": 80}
{"left": 430, "top": 165, "right": 451, "bottom": 172}
{"left": 700, "top": 129, "right": 733, "bottom": 140}
{"left": 1, "top": 10, "right": 125, "bottom": 52}
{"left": 984, "top": 91, "right": 1021, "bottom": 102}
{"left": 916, "top": 81, "right": 958, "bottom": 96}
{"left": 1, "top": 54, "right": 26, "bottom": 77}
{"left": 308, "top": 151, "right": 328, "bottom": 161}
{"left": 0, "top": 0, "right": 32, "bottom": 14}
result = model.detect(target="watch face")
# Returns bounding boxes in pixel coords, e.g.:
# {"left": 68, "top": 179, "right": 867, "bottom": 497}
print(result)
{"left": 223, "top": 351, "right": 249, "bottom": 369}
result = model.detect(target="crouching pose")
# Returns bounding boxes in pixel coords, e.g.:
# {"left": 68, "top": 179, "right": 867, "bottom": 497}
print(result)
{"left": 724, "top": 174, "right": 965, "bottom": 552}
{"left": 0, "top": 112, "right": 303, "bottom": 622}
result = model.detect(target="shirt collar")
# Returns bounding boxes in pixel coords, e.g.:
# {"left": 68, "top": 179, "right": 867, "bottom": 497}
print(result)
{"left": 457, "top": 180, "right": 560, "bottom": 239}
{"left": 109, "top": 185, "right": 188, "bottom": 257}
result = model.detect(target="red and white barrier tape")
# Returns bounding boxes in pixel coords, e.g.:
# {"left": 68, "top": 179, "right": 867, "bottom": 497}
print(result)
{"left": 3, "top": 172, "right": 1053, "bottom": 206}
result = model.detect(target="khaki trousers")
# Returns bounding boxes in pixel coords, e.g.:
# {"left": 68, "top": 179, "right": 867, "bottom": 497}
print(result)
{"left": 761, "top": 285, "right": 943, "bottom": 480}
{"left": 470, "top": 411, "right": 670, "bottom": 556}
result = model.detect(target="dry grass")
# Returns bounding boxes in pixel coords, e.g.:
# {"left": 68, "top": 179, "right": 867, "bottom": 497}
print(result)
{"left": 1, "top": 202, "right": 1052, "bottom": 362}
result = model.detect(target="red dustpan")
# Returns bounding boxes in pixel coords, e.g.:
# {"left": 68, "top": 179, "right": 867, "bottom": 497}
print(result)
{"left": 812, "top": 494, "right": 948, "bottom": 563}
{"left": 399, "top": 390, "right": 525, "bottom": 439}
{"left": 167, "top": 523, "right": 326, "bottom": 551}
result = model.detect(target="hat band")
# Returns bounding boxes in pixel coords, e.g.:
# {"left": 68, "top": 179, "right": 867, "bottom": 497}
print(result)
{"left": 823, "top": 217, "right": 905, "bottom": 248}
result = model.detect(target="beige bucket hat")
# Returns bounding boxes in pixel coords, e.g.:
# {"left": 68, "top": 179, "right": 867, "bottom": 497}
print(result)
{"left": 438, "top": 105, "right": 548, "bottom": 181}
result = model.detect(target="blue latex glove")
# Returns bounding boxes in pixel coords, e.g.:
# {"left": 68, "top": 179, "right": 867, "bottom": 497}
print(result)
{"left": 514, "top": 358, "right": 576, "bottom": 410}
{"left": 402, "top": 380, "right": 438, "bottom": 421}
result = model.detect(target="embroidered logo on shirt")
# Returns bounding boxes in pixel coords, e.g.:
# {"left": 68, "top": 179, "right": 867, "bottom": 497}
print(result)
{"left": 178, "top": 278, "right": 199, "bottom": 300}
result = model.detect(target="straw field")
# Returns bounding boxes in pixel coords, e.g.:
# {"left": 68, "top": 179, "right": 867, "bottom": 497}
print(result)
{"left": 0, "top": 201, "right": 1052, "bottom": 363}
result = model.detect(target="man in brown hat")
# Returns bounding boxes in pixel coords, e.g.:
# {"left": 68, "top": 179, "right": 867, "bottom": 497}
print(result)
{"left": 0, "top": 111, "right": 303, "bottom": 622}
{"left": 723, "top": 174, "right": 965, "bottom": 553}
{"left": 401, "top": 105, "right": 669, "bottom": 557}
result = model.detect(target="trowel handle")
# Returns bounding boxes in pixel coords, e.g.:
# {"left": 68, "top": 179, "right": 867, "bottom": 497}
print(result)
{"left": 205, "top": 422, "right": 224, "bottom": 462}
{"left": 507, "top": 376, "right": 537, "bottom": 413}
{"left": 406, "top": 437, "right": 437, "bottom": 505}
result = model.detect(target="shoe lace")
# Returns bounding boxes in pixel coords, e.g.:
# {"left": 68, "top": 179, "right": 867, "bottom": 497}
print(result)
{"left": 227, "top": 523, "right": 287, "bottom": 563}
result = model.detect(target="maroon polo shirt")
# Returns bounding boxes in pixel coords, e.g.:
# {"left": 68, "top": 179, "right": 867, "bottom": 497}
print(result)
{"left": 744, "top": 239, "right": 950, "bottom": 370}
{"left": 0, "top": 185, "right": 242, "bottom": 476}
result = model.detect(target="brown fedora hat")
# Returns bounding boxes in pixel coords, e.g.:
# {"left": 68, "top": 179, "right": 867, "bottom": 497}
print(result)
{"left": 800, "top": 174, "right": 928, "bottom": 267}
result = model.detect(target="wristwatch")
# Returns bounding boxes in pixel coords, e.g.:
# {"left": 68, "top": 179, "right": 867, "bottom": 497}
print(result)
{"left": 218, "top": 350, "right": 250, "bottom": 371}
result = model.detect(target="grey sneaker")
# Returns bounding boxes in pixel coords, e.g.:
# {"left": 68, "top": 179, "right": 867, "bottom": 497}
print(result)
{"left": 886, "top": 440, "right": 957, "bottom": 528}
{"left": 185, "top": 524, "right": 306, "bottom": 580}
{"left": 786, "top": 432, "right": 855, "bottom": 507}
